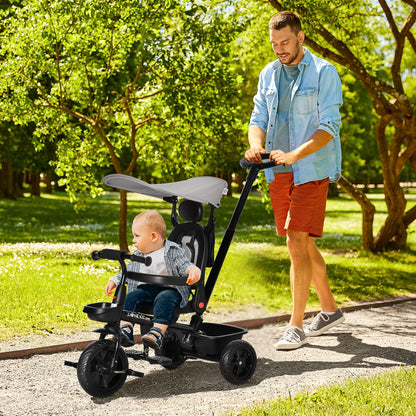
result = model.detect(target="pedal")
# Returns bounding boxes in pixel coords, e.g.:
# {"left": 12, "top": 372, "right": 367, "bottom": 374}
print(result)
{"left": 126, "top": 369, "right": 144, "bottom": 378}
{"left": 64, "top": 361, "right": 78, "bottom": 368}
{"left": 147, "top": 355, "right": 173, "bottom": 366}
{"left": 125, "top": 350, "right": 146, "bottom": 360}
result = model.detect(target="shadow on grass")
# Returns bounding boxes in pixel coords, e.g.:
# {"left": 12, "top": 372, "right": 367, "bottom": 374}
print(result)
{"left": 326, "top": 260, "right": 416, "bottom": 302}
{"left": 218, "top": 245, "right": 416, "bottom": 306}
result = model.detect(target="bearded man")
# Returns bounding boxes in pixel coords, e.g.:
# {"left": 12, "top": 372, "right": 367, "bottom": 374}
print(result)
{"left": 245, "top": 11, "right": 345, "bottom": 350}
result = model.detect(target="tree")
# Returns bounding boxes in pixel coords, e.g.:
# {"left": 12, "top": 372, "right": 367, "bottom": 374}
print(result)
{"left": 0, "top": 0, "right": 247, "bottom": 250}
{"left": 0, "top": 121, "right": 46, "bottom": 198}
{"left": 338, "top": 71, "right": 381, "bottom": 187}
{"left": 268, "top": 0, "right": 416, "bottom": 251}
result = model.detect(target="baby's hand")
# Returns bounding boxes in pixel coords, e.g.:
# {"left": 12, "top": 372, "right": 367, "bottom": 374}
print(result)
{"left": 105, "top": 281, "right": 117, "bottom": 296}
{"left": 186, "top": 265, "right": 201, "bottom": 286}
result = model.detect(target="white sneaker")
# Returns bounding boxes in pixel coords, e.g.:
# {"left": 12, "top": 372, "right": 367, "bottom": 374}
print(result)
{"left": 274, "top": 326, "right": 307, "bottom": 350}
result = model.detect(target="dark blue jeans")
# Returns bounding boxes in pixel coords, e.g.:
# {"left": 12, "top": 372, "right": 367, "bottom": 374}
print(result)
{"left": 124, "top": 284, "right": 181, "bottom": 325}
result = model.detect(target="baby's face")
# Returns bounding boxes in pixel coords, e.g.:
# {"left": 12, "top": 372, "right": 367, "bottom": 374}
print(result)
{"left": 131, "top": 218, "right": 154, "bottom": 254}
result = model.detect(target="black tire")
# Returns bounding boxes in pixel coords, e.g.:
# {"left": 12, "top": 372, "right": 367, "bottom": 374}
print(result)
{"left": 157, "top": 332, "right": 186, "bottom": 370}
{"left": 219, "top": 340, "right": 257, "bottom": 385}
{"left": 77, "top": 340, "right": 128, "bottom": 397}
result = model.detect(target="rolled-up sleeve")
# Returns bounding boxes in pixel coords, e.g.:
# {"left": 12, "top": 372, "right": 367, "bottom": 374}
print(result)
{"left": 249, "top": 70, "right": 269, "bottom": 132}
{"left": 317, "top": 65, "right": 342, "bottom": 137}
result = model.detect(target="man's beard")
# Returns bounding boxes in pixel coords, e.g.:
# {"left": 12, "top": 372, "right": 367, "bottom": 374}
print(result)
{"left": 278, "top": 41, "right": 302, "bottom": 65}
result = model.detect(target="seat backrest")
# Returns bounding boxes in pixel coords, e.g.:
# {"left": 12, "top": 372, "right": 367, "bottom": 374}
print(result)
{"left": 168, "top": 222, "right": 207, "bottom": 271}
{"left": 168, "top": 200, "right": 209, "bottom": 314}
{"left": 170, "top": 198, "right": 216, "bottom": 267}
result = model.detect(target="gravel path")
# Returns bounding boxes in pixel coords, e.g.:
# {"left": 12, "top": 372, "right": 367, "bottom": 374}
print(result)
{"left": 1, "top": 300, "right": 416, "bottom": 416}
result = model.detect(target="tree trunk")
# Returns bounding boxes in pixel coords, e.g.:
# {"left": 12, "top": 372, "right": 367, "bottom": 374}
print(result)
{"left": 0, "top": 160, "right": 15, "bottom": 198}
{"left": 14, "top": 171, "right": 24, "bottom": 197}
{"left": 119, "top": 189, "right": 129, "bottom": 251}
{"left": 30, "top": 169, "right": 41, "bottom": 197}
{"left": 43, "top": 170, "right": 53, "bottom": 194}
{"left": 404, "top": 205, "right": 416, "bottom": 228}
{"left": 337, "top": 175, "right": 376, "bottom": 251}
{"left": 373, "top": 117, "right": 408, "bottom": 251}
{"left": 328, "top": 182, "right": 339, "bottom": 197}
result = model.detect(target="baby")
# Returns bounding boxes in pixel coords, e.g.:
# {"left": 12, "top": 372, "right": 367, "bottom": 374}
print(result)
{"left": 105, "top": 210, "right": 201, "bottom": 349}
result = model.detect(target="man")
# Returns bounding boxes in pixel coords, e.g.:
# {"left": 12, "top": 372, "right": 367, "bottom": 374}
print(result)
{"left": 245, "top": 11, "right": 345, "bottom": 350}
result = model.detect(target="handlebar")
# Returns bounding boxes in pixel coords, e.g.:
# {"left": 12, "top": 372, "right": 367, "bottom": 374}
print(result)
{"left": 91, "top": 249, "right": 152, "bottom": 266}
{"left": 240, "top": 153, "right": 276, "bottom": 170}
{"left": 92, "top": 249, "right": 191, "bottom": 287}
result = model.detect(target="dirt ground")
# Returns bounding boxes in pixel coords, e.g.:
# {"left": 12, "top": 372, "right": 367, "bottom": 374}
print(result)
{"left": 1, "top": 300, "right": 416, "bottom": 416}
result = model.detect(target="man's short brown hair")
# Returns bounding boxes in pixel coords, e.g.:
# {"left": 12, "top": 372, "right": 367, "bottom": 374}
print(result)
{"left": 269, "top": 11, "right": 302, "bottom": 34}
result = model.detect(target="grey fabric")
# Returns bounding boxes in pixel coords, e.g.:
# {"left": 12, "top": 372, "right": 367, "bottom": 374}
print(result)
{"left": 103, "top": 174, "right": 228, "bottom": 208}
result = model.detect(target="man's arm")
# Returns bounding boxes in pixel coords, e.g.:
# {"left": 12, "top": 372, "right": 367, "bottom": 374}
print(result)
{"left": 245, "top": 125, "right": 267, "bottom": 162}
{"left": 270, "top": 129, "right": 333, "bottom": 166}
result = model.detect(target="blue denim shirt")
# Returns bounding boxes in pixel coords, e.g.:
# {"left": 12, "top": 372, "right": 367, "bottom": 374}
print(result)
{"left": 249, "top": 47, "right": 343, "bottom": 185}
{"left": 110, "top": 240, "right": 193, "bottom": 308}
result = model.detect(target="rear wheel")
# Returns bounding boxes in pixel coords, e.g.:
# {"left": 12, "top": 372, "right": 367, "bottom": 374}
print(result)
{"left": 219, "top": 340, "right": 257, "bottom": 385}
{"left": 77, "top": 340, "right": 128, "bottom": 397}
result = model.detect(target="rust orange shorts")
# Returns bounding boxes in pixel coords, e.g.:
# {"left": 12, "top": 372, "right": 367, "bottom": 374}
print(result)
{"left": 269, "top": 172, "right": 329, "bottom": 238}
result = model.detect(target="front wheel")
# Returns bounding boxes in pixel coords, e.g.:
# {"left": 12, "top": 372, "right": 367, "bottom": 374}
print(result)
{"left": 77, "top": 340, "right": 128, "bottom": 397}
{"left": 219, "top": 340, "right": 257, "bottom": 385}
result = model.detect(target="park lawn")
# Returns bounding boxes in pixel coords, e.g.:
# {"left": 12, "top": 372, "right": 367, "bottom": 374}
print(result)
{"left": 223, "top": 367, "right": 416, "bottom": 416}
{"left": 0, "top": 190, "right": 415, "bottom": 340}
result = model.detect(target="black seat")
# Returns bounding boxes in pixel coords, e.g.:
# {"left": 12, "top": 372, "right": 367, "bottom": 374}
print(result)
{"left": 168, "top": 200, "right": 206, "bottom": 267}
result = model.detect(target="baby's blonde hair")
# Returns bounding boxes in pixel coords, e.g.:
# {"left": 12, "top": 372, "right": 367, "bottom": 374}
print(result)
{"left": 133, "top": 210, "right": 167, "bottom": 239}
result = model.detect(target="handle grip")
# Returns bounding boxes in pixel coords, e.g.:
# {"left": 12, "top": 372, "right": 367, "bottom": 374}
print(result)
{"left": 240, "top": 153, "right": 276, "bottom": 170}
{"left": 91, "top": 249, "right": 123, "bottom": 261}
{"left": 91, "top": 249, "right": 152, "bottom": 266}
{"left": 130, "top": 253, "right": 152, "bottom": 266}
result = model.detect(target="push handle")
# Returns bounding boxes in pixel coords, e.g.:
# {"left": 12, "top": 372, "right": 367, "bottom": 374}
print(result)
{"left": 240, "top": 153, "right": 276, "bottom": 170}
{"left": 91, "top": 249, "right": 152, "bottom": 266}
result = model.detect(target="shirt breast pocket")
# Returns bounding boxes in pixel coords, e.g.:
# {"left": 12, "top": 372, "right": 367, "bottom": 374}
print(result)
{"left": 293, "top": 88, "right": 317, "bottom": 115}
{"left": 262, "top": 87, "right": 276, "bottom": 107}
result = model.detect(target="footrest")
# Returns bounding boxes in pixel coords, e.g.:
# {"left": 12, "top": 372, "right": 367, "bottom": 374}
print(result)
{"left": 125, "top": 350, "right": 147, "bottom": 361}
{"left": 126, "top": 369, "right": 144, "bottom": 378}
{"left": 64, "top": 360, "right": 78, "bottom": 369}
{"left": 125, "top": 349, "right": 172, "bottom": 366}
{"left": 147, "top": 355, "right": 173, "bottom": 366}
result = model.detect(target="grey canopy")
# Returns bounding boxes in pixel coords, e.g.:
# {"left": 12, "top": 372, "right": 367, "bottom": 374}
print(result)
{"left": 103, "top": 174, "right": 228, "bottom": 208}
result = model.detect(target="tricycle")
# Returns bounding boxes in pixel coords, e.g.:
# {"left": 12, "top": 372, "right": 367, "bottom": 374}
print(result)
{"left": 65, "top": 155, "right": 275, "bottom": 397}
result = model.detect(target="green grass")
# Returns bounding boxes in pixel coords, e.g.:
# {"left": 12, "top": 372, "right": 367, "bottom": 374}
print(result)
{"left": 224, "top": 367, "right": 416, "bottom": 416}
{"left": 0, "top": 190, "right": 415, "bottom": 339}
{"left": 0, "top": 242, "right": 119, "bottom": 339}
